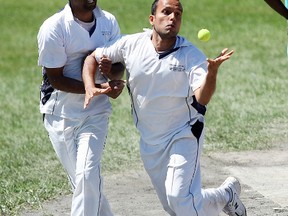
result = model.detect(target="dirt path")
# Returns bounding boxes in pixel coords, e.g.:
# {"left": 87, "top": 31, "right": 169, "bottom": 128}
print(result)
{"left": 21, "top": 147, "right": 288, "bottom": 216}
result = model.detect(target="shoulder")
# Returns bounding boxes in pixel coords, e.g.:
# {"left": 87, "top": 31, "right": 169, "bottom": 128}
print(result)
{"left": 127, "top": 31, "right": 151, "bottom": 42}
{"left": 102, "top": 32, "right": 147, "bottom": 52}
{"left": 39, "top": 5, "right": 69, "bottom": 32}
{"left": 94, "top": 7, "right": 117, "bottom": 21}
{"left": 94, "top": 7, "right": 120, "bottom": 33}
{"left": 40, "top": 12, "right": 62, "bottom": 28}
{"left": 178, "top": 36, "right": 206, "bottom": 57}
{"left": 119, "top": 32, "right": 149, "bottom": 46}
{"left": 176, "top": 36, "right": 207, "bottom": 65}
{"left": 38, "top": 4, "right": 74, "bottom": 39}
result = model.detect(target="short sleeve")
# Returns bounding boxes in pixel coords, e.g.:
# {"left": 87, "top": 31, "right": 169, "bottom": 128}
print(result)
{"left": 190, "top": 61, "right": 208, "bottom": 91}
{"left": 95, "top": 35, "right": 128, "bottom": 64}
{"left": 108, "top": 17, "right": 121, "bottom": 42}
{"left": 37, "top": 23, "right": 67, "bottom": 68}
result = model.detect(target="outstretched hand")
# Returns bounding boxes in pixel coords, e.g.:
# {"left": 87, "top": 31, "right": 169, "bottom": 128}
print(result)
{"left": 84, "top": 80, "right": 126, "bottom": 109}
{"left": 194, "top": 48, "right": 234, "bottom": 106}
{"left": 207, "top": 48, "right": 234, "bottom": 73}
{"left": 84, "top": 85, "right": 112, "bottom": 109}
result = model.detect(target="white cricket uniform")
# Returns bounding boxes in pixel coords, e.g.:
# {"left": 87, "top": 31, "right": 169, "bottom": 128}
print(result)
{"left": 37, "top": 4, "right": 120, "bottom": 216}
{"left": 95, "top": 31, "right": 228, "bottom": 216}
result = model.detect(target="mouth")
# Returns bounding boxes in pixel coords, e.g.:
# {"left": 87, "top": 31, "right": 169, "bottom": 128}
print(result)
{"left": 87, "top": 0, "right": 95, "bottom": 4}
{"left": 166, "top": 24, "right": 175, "bottom": 30}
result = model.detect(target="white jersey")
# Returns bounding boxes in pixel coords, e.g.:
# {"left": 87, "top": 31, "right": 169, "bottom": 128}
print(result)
{"left": 37, "top": 4, "right": 121, "bottom": 119}
{"left": 95, "top": 31, "right": 208, "bottom": 145}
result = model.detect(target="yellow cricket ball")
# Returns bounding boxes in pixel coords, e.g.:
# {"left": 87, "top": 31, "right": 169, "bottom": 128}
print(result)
{"left": 197, "top": 28, "right": 211, "bottom": 42}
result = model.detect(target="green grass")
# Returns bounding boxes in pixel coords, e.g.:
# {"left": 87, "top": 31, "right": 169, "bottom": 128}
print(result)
{"left": 0, "top": 0, "right": 288, "bottom": 215}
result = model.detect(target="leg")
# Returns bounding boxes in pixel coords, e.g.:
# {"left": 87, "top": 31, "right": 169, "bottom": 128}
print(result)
{"left": 140, "top": 120, "right": 228, "bottom": 216}
{"left": 140, "top": 127, "right": 204, "bottom": 216}
{"left": 71, "top": 114, "right": 113, "bottom": 216}
{"left": 44, "top": 114, "right": 77, "bottom": 188}
{"left": 165, "top": 136, "right": 205, "bottom": 216}
{"left": 165, "top": 120, "right": 228, "bottom": 216}
{"left": 44, "top": 114, "right": 113, "bottom": 216}
{"left": 140, "top": 139, "right": 176, "bottom": 216}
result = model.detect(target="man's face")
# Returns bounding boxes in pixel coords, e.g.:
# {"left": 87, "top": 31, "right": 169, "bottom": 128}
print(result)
{"left": 70, "top": 0, "right": 97, "bottom": 12}
{"left": 150, "top": 0, "right": 183, "bottom": 39}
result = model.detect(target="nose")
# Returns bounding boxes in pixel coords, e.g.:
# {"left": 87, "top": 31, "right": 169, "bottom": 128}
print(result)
{"left": 169, "top": 12, "right": 176, "bottom": 20}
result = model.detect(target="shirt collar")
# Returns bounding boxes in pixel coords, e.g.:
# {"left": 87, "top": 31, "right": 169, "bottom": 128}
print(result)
{"left": 64, "top": 3, "right": 105, "bottom": 23}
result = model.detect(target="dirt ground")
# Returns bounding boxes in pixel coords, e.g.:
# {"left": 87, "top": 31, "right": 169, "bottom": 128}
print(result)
{"left": 21, "top": 144, "right": 288, "bottom": 216}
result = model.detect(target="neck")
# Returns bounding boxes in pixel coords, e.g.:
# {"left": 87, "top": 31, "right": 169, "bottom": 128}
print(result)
{"left": 151, "top": 31, "right": 176, "bottom": 52}
{"left": 73, "top": 11, "right": 94, "bottom": 22}
{"left": 70, "top": 2, "right": 95, "bottom": 23}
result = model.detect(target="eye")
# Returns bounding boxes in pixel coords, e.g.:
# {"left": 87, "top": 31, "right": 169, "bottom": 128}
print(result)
{"left": 162, "top": 9, "right": 171, "bottom": 15}
{"left": 175, "top": 11, "right": 182, "bottom": 17}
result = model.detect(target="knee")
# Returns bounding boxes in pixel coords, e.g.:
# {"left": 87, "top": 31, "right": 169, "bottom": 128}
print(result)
{"left": 166, "top": 190, "right": 182, "bottom": 209}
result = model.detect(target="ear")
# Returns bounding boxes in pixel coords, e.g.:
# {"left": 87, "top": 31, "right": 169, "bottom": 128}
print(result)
{"left": 149, "top": 15, "right": 155, "bottom": 26}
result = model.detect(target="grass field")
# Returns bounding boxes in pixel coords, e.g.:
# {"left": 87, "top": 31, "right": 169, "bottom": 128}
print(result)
{"left": 0, "top": 0, "right": 287, "bottom": 215}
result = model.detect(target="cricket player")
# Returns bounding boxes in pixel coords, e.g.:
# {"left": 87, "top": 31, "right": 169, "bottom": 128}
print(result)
{"left": 37, "top": 0, "right": 124, "bottom": 215}
{"left": 82, "top": 0, "right": 247, "bottom": 215}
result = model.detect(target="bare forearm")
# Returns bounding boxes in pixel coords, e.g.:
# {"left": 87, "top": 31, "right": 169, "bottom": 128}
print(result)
{"left": 82, "top": 54, "right": 98, "bottom": 90}
{"left": 195, "top": 48, "right": 234, "bottom": 105}
{"left": 195, "top": 72, "right": 217, "bottom": 106}
{"left": 48, "top": 76, "right": 85, "bottom": 94}
{"left": 48, "top": 75, "right": 104, "bottom": 94}
{"left": 45, "top": 66, "right": 86, "bottom": 94}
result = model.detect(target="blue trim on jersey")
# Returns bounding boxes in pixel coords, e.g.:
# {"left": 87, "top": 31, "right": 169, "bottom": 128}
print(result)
{"left": 159, "top": 47, "right": 180, "bottom": 59}
{"left": 127, "top": 84, "right": 139, "bottom": 126}
{"left": 191, "top": 120, "right": 204, "bottom": 142}
{"left": 191, "top": 95, "right": 206, "bottom": 115}
{"left": 40, "top": 68, "right": 54, "bottom": 105}
{"left": 190, "top": 119, "right": 203, "bottom": 216}
{"left": 89, "top": 20, "right": 97, "bottom": 37}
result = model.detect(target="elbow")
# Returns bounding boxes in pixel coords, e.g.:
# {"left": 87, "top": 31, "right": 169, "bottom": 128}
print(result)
{"left": 197, "top": 98, "right": 210, "bottom": 106}
{"left": 84, "top": 54, "right": 97, "bottom": 67}
{"left": 49, "top": 80, "right": 62, "bottom": 91}
{"left": 195, "top": 90, "right": 215, "bottom": 106}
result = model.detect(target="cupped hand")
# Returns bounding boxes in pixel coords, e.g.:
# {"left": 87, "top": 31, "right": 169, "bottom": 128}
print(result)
{"left": 207, "top": 48, "right": 234, "bottom": 73}
{"left": 84, "top": 85, "right": 112, "bottom": 109}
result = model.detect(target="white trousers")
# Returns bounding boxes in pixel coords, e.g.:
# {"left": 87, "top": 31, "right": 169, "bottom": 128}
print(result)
{"left": 140, "top": 119, "right": 227, "bottom": 216}
{"left": 44, "top": 114, "right": 113, "bottom": 216}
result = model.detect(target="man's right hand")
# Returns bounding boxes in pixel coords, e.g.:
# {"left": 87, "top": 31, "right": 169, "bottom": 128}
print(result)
{"left": 84, "top": 80, "right": 126, "bottom": 108}
{"left": 84, "top": 84, "right": 112, "bottom": 109}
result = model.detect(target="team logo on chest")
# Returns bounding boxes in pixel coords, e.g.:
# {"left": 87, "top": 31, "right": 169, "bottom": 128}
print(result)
{"left": 169, "top": 64, "right": 186, "bottom": 72}
{"left": 101, "top": 30, "right": 111, "bottom": 36}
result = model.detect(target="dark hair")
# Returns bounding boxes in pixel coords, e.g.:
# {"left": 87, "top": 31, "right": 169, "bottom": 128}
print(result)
{"left": 151, "top": 0, "right": 183, "bottom": 15}
{"left": 151, "top": 0, "right": 159, "bottom": 15}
